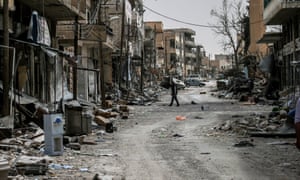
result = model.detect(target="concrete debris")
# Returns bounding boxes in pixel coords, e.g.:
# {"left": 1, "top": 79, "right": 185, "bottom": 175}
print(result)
{"left": 94, "top": 116, "right": 114, "bottom": 133}
{"left": 213, "top": 73, "right": 300, "bottom": 138}
{"left": 66, "top": 143, "right": 81, "bottom": 150}
{"left": 215, "top": 110, "right": 295, "bottom": 136}
{"left": 191, "top": 101, "right": 197, "bottom": 104}
{"left": 172, "top": 133, "right": 184, "bottom": 138}
{"left": 233, "top": 140, "right": 255, "bottom": 147}
{"left": 267, "top": 141, "right": 293, "bottom": 145}
{"left": 48, "top": 163, "right": 73, "bottom": 170}
{"left": 12, "top": 155, "right": 53, "bottom": 176}
{"left": 200, "top": 152, "right": 211, "bottom": 155}
{"left": 119, "top": 105, "right": 129, "bottom": 119}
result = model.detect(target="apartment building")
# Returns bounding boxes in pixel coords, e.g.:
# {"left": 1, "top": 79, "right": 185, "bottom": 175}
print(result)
{"left": 163, "top": 28, "right": 196, "bottom": 79}
{"left": 201, "top": 54, "right": 233, "bottom": 78}
{"left": 144, "top": 22, "right": 156, "bottom": 85}
{"left": 144, "top": 21, "right": 164, "bottom": 83}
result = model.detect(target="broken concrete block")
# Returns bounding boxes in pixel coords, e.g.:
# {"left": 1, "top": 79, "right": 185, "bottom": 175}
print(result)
{"left": 66, "top": 143, "right": 81, "bottom": 150}
{"left": 94, "top": 116, "right": 111, "bottom": 127}
{"left": 15, "top": 156, "right": 52, "bottom": 175}
{"left": 94, "top": 116, "right": 114, "bottom": 133}
{"left": 120, "top": 112, "right": 129, "bottom": 119}
{"left": 105, "top": 100, "right": 113, "bottom": 108}
{"left": 95, "top": 110, "right": 118, "bottom": 119}
{"left": 119, "top": 105, "right": 129, "bottom": 112}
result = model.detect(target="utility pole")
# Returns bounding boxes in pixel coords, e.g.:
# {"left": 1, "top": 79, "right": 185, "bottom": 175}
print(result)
{"left": 98, "top": 3, "right": 105, "bottom": 107}
{"left": 164, "top": 36, "right": 168, "bottom": 75}
{"left": 2, "top": 0, "right": 10, "bottom": 115}
{"left": 125, "top": 21, "right": 130, "bottom": 89}
{"left": 119, "top": 0, "right": 126, "bottom": 89}
{"left": 153, "top": 25, "right": 157, "bottom": 85}
{"left": 73, "top": 16, "right": 78, "bottom": 100}
{"left": 140, "top": 49, "right": 144, "bottom": 93}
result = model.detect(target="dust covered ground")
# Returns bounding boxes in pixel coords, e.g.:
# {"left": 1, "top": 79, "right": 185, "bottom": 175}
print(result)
{"left": 24, "top": 81, "right": 300, "bottom": 180}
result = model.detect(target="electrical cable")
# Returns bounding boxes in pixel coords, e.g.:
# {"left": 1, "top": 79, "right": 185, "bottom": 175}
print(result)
{"left": 144, "top": 4, "right": 265, "bottom": 28}
{"left": 143, "top": 5, "right": 220, "bottom": 28}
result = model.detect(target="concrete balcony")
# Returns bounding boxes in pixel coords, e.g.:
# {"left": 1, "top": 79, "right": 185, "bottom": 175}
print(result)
{"left": 185, "top": 40, "right": 196, "bottom": 47}
{"left": 18, "top": 0, "right": 88, "bottom": 21}
{"left": 264, "top": 0, "right": 300, "bottom": 25}
{"left": 185, "top": 52, "right": 196, "bottom": 59}
{"left": 57, "top": 23, "right": 110, "bottom": 47}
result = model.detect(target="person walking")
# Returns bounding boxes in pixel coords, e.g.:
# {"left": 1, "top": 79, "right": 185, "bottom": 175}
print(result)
{"left": 169, "top": 78, "right": 180, "bottom": 106}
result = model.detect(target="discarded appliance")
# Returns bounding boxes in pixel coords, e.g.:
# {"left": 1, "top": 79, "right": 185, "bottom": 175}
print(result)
{"left": 43, "top": 114, "right": 64, "bottom": 156}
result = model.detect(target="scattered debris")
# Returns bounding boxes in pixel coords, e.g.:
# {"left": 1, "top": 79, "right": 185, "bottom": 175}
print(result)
{"left": 172, "top": 133, "right": 184, "bottom": 138}
{"left": 176, "top": 116, "right": 186, "bottom": 121}
{"left": 200, "top": 152, "right": 211, "bottom": 155}
{"left": 248, "top": 132, "right": 295, "bottom": 138}
{"left": 194, "top": 116, "right": 203, "bottom": 119}
{"left": 13, "top": 155, "right": 52, "bottom": 175}
{"left": 119, "top": 105, "right": 129, "bottom": 119}
{"left": 94, "top": 116, "right": 114, "bottom": 133}
{"left": 48, "top": 163, "right": 73, "bottom": 170}
{"left": 267, "top": 141, "right": 294, "bottom": 145}
{"left": 233, "top": 140, "right": 255, "bottom": 147}
{"left": 201, "top": 105, "right": 204, "bottom": 111}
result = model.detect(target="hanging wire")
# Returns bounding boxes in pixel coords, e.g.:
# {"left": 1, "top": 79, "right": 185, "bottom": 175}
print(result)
{"left": 144, "top": 4, "right": 265, "bottom": 28}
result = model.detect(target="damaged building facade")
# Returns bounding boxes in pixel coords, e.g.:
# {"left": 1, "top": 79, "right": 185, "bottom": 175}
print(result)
{"left": 164, "top": 28, "right": 197, "bottom": 79}
{"left": 260, "top": 0, "right": 300, "bottom": 95}
{"left": 0, "top": 0, "right": 144, "bottom": 131}
{"left": 144, "top": 21, "right": 164, "bottom": 85}
{"left": 144, "top": 22, "right": 204, "bottom": 83}
{"left": 0, "top": 0, "right": 224, "bottom": 139}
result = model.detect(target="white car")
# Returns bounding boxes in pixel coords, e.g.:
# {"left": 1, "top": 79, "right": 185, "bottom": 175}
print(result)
{"left": 172, "top": 78, "right": 186, "bottom": 90}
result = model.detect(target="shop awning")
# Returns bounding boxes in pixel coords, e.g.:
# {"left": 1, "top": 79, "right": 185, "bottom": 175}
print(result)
{"left": 257, "top": 32, "right": 282, "bottom": 44}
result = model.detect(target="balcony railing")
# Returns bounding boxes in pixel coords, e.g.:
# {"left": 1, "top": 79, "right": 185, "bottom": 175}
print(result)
{"left": 18, "top": 0, "right": 88, "bottom": 20}
{"left": 264, "top": 0, "right": 300, "bottom": 25}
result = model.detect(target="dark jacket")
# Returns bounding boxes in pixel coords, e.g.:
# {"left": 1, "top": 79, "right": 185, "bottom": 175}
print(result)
{"left": 171, "top": 82, "right": 177, "bottom": 96}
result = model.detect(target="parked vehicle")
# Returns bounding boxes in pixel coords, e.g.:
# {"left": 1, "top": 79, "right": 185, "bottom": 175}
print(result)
{"left": 173, "top": 78, "right": 186, "bottom": 90}
{"left": 184, "top": 78, "right": 205, "bottom": 87}
{"left": 187, "top": 74, "right": 201, "bottom": 80}
{"left": 160, "top": 76, "right": 186, "bottom": 90}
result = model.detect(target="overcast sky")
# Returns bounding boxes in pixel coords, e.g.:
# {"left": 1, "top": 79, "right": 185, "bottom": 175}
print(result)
{"left": 143, "top": 0, "right": 225, "bottom": 57}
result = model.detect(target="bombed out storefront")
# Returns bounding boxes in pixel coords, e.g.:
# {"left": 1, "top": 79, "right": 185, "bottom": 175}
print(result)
{"left": 0, "top": 0, "right": 94, "bottom": 135}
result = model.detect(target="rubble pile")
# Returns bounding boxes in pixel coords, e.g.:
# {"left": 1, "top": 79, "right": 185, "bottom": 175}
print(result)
{"left": 214, "top": 77, "right": 267, "bottom": 102}
{"left": 215, "top": 109, "right": 294, "bottom": 137}
{"left": 0, "top": 125, "right": 54, "bottom": 177}
{"left": 104, "top": 83, "right": 164, "bottom": 106}
{"left": 0, "top": 82, "right": 166, "bottom": 179}
{"left": 212, "top": 68, "right": 298, "bottom": 137}
{"left": 0, "top": 101, "right": 134, "bottom": 179}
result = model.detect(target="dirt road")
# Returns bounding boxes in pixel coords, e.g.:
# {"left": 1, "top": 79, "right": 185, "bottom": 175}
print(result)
{"left": 114, "top": 82, "right": 300, "bottom": 180}
{"left": 42, "top": 82, "right": 300, "bottom": 180}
